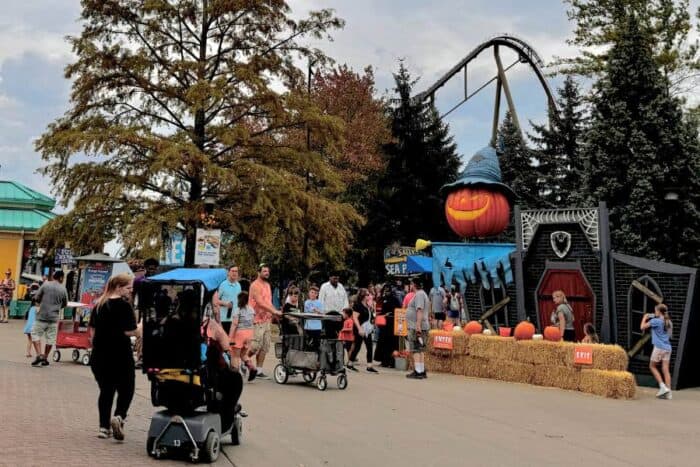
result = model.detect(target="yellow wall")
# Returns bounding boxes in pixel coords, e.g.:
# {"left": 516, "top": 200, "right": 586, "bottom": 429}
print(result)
{"left": 0, "top": 235, "right": 24, "bottom": 299}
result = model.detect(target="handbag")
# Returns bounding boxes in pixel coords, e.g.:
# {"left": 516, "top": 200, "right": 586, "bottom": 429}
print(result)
{"left": 361, "top": 320, "right": 374, "bottom": 336}
{"left": 375, "top": 315, "right": 387, "bottom": 327}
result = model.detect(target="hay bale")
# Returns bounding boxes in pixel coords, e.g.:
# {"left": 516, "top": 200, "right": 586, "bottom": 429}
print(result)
{"left": 453, "top": 333, "right": 470, "bottom": 355}
{"left": 579, "top": 369, "right": 636, "bottom": 399}
{"left": 453, "top": 356, "right": 491, "bottom": 379}
{"left": 469, "top": 334, "right": 515, "bottom": 361}
{"left": 514, "top": 340, "right": 573, "bottom": 366}
{"left": 489, "top": 359, "right": 535, "bottom": 384}
{"left": 425, "top": 352, "right": 453, "bottom": 374}
{"left": 532, "top": 364, "right": 581, "bottom": 390}
{"left": 561, "top": 344, "right": 628, "bottom": 371}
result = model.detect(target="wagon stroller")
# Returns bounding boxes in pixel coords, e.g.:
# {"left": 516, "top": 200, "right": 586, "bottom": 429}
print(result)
{"left": 273, "top": 311, "right": 348, "bottom": 391}
{"left": 52, "top": 302, "right": 92, "bottom": 365}
{"left": 140, "top": 268, "right": 244, "bottom": 463}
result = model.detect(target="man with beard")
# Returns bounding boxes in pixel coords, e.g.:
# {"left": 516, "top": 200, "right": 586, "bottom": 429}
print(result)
{"left": 248, "top": 264, "right": 282, "bottom": 379}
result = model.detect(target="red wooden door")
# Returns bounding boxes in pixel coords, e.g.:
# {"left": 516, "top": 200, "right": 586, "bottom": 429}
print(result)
{"left": 537, "top": 269, "right": 594, "bottom": 341}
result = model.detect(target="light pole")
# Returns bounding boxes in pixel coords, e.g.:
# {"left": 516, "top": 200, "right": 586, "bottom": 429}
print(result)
{"left": 302, "top": 58, "right": 317, "bottom": 277}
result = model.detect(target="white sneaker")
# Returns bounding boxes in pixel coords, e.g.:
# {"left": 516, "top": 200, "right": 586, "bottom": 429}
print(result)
{"left": 665, "top": 392, "right": 673, "bottom": 400}
{"left": 656, "top": 387, "right": 670, "bottom": 398}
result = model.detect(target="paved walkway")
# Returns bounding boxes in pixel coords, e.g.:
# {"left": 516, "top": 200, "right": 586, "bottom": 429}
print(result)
{"left": 2, "top": 318, "right": 700, "bottom": 467}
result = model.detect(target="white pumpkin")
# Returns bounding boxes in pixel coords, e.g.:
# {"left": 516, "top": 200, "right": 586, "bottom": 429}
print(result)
{"left": 483, "top": 329, "right": 493, "bottom": 335}
{"left": 532, "top": 333, "right": 544, "bottom": 340}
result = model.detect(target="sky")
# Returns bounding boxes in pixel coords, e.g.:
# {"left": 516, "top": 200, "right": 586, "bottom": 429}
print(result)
{"left": 0, "top": 1, "right": 697, "bottom": 209}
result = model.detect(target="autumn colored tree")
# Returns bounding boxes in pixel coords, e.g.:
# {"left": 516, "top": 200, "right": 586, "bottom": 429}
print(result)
{"left": 310, "top": 65, "right": 390, "bottom": 213}
{"left": 36, "top": 0, "right": 362, "bottom": 270}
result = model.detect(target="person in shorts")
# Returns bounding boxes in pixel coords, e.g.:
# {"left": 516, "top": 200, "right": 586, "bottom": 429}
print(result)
{"left": 229, "top": 291, "right": 256, "bottom": 381}
{"left": 248, "top": 264, "right": 282, "bottom": 380}
{"left": 428, "top": 285, "right": 446, "bottom": 329}
{"left": 31, "top": 270, "right": 68, "bottom": 367}
{"left": 0, "top": 269, "right": 16, "bottom": 323}
{"left": 641, "top": 303, "right": 674, "bottom": 399}
{"left": 405, "top": 278, "right": 430, "bottom": 379}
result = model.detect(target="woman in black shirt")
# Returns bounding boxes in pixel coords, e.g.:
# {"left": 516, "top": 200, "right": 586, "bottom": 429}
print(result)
{"left": 88, "top": 274, "right": 138, "bottom": 440}
{"left": 348, "top": 288, "right": 378, "bottom": 373}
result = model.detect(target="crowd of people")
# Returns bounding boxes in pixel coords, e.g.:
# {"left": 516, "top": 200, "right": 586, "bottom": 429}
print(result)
{"left": 17, "top": 260, "right": 676, "bottom": 441}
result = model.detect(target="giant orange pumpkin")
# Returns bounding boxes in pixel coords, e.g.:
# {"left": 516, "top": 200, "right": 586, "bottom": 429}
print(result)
{"left": 514, "top": 321, "right": 536, "bottom": 340}
{"left": 444, "top": 187, "right": 511, "bottom": 238}
{"left": 464, "top": 320, "right": 483, "bottom": 335}
{"left": 544, "top": 326, "right": 562, "bottom": 342}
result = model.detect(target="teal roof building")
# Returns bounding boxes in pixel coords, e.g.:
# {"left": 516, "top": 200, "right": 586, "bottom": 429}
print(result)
{"left": 0, "top": 181, "right": 56, "bottom": 231}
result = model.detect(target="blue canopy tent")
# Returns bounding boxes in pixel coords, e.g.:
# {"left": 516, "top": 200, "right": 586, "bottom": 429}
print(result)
{"left": 429, "top": 243, "right": 515, "bottom": 290}
{"left": 147, "top": 268, "right": 227, "bottom": 292}
{"left": 406, "top": 255, "right": 432, "bottom": 274}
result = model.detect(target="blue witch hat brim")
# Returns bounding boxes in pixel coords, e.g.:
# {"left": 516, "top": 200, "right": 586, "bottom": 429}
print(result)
{"left": 440, "top": 145, "right": 516, "bottom": 200}
{"left": 441, "top": 178, "right": 516, "bottom": 200}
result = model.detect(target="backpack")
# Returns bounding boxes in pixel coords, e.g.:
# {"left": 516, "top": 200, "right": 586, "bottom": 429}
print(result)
{"left": 450, "top": 294, "right": 460, "bottom": 311}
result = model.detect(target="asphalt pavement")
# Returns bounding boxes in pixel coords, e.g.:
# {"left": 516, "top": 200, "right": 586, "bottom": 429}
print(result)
{"left": 1, "top": 319, "right": 699, "bottom": 467}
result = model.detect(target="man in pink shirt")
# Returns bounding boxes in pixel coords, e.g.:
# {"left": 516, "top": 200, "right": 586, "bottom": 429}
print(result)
{"left": 248, "top": 264, "right": 281, "bottom": 379}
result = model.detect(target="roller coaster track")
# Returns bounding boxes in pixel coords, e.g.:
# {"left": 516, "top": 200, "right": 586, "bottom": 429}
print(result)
{"left": 415, "top": 34, "right": 557, "bottom": 145}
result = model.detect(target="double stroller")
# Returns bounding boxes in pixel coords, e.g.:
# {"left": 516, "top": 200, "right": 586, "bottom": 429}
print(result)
{"left": 140, "top": 268, "right": 244, "bottom": 463}
{"left": 274, "top": 310, "right": 348, "bottom": 391}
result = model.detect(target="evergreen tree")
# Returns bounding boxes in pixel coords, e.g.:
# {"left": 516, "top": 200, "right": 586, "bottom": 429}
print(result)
{"left": 359, "top": 63, "right": 461, "bottom": 281}
{"left": 530, "top": 76, "right": 588, "bottom": 207}
{"left": 35, "top": 1, "right": 361, "bottom": 270}
{"left": 584, "top": 12, "right": 700, "bottom": 266}
{"left": 497, "top": 111, "right": 541, "bottom": 209}
{"left": 557, "top": 0, "right": 700, "bottom": 95}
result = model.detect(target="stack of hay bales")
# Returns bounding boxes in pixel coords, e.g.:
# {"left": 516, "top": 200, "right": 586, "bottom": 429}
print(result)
{"left": 425, "top": 330, "right": 635, "bottom": 399}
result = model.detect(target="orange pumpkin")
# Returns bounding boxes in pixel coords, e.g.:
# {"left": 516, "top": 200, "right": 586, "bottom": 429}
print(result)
{"left": 514, "top": 321, "right": 536, "bottom": 340}
{"left": 544, "top": 326, "right": 562, "bottom": 342}
{"left": 444, "top": 187, "right": 511, "bottom": 238}
{"left": 464, "top": 320, "right": 483, "bottom": 335}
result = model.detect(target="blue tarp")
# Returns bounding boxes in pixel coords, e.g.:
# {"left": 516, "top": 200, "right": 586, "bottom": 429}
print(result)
{"left": 430, "top": 243, "right": 515, "bottom": 290}
{"left": 406, "top": 255, "right": 432, "bottom": 273}
{"left": 147, "top": 268, "right": 227, "bottom": 292}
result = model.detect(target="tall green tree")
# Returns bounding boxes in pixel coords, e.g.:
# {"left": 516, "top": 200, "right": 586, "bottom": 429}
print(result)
{"left": 584, "top": 12, "right": 700, "bottom": 266}
{"left": 497, "top": 111, "right": 541, "bottom": 209}
{"left": 359, "top": 63, "right": 460, "bottom": 281}
{"left": 557, "top": 0, "right": 700, "bottom": 94}
{"left": 36, "top": 0, "right": 362, "bottom": 270}
{"left": 530, "top": 76, "right": 588, "bottom": 207}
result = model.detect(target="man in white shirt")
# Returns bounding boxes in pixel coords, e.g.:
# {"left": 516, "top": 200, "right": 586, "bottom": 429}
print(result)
{"left": 318, "top": 272, "right": 349, "bottom": 314}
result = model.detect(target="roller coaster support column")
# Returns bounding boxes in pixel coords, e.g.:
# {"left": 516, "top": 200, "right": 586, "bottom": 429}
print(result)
{"left": 494, "top": 45, "right": 522, "bottom": 138}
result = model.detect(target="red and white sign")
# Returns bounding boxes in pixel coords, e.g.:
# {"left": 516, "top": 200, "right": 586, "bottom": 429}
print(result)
{"left": 574, "top": 345, "right": 593, "bottom": 365}
{"left": 433, "top": 334, "right": 454, "bottom": 350}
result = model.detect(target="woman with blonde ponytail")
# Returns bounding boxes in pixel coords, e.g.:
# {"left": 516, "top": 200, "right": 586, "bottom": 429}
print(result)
{"left": 641, "top": 303, "right": 673, "bottom": 399}
{"left": 88, "top": 273, "right": 138, "bottom": 440}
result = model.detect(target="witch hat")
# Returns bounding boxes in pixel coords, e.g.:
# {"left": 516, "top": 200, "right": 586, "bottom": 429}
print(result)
{"left": 440, "top": 145, "right": 516, "bottom": 200}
